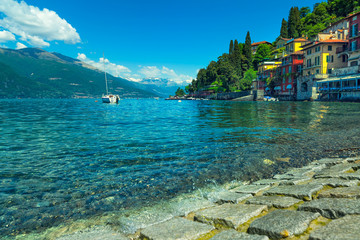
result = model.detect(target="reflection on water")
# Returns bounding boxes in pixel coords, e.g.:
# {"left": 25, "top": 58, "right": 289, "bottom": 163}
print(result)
{"left": 1, "top": 99, "right": 360, "bottom": 238}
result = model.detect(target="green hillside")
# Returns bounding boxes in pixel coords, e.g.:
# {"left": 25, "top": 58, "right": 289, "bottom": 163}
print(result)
{"left": 0, "top": 48, "right": 159, "bottom": 98}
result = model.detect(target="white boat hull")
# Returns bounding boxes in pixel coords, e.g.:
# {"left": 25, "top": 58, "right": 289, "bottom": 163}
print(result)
{"left": 102, "top": 95, "right": 119, "bottom": 104}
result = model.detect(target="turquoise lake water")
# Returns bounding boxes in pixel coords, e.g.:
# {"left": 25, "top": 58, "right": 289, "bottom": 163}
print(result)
{"left": 1, "top": 99, "right": 360, "bottom": 238}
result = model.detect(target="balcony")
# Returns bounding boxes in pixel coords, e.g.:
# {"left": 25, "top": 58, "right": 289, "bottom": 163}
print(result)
{"left": 336, "top": 46, "right": 348, "bottom": 54}
{"left": 331, "top": 66, "right": 360, "bottom": 76}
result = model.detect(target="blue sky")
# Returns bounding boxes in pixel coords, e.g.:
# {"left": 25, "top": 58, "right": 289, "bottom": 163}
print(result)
{"left": 0, "top": 0, "right": 318, "bottom": 84}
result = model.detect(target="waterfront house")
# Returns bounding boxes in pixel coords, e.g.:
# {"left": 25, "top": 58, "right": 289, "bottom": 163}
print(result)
{"left": 251, "top": 41, "right": 272, "bottom": 55}
{"left": 254, "top": 60, "right": 281, "bottom": 93}
{"left": 297, "top": 37, "right": 348, "bottom": 100}
{"left": 276, "top": 51, "right": 304, "bottom": 100}
{"left": 321, "top": 17, "right": 349, "bottom": 40}
{"left": 284, "top": 38, "right": 308, "bottom": 56}
{"left": 276, "top": 38, "right": 291, "bottom": 49}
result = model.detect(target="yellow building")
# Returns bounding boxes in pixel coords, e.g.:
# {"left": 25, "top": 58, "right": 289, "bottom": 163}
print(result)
{"left": 301, "top": 39, "right": 348, "bottom": 76}
{"left": 285, "top": 38, "right": 309, "bottom": 55}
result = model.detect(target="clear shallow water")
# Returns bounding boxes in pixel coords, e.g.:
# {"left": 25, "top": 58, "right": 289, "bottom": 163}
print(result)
{"left": 1, "top": 99, "right": 360, "bottom": 238}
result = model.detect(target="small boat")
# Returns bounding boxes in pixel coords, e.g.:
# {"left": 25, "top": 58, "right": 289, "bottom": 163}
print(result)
{"left": 101, "top": 53, "right": 120, "bottom": 104}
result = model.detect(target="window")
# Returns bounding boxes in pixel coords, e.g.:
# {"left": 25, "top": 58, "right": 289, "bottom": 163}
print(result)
{"left": 315, "top": 46, "right": 321, "bottom": 52}
{"left": 297, "top": 55, "right": 302, "bottom": 60}
{"left": 353, "top": 16, "right": 357, "bottom": 21}
{"left": 283, "top": 77, "right": 285, "bottom": 83}
{"left": 328, "top": 45, "right": 332, "bottom": 51}
{"left": 307, "top": 49, "right": 312, "bottom": 55}
{"left": 352, "top": 41, "right": 357, "bottom": 51}
{"left": 289, "top": 76, "right": 292, "bottom": 83}
{"left": 315, "top": 56, "right": 320, "bottom": 66}
{"left": 316, "top": 69, "right": 320, "bottom": 74}
{"left": 351, "top": 61, "right": 358, "bottom": 66}
{"left": 352, "top": 24, "right": 358, "bottom": 37}
{"left": 328, "top": 68, "right": 332, "bottom": 74}
{"left": 289, "top": 66, "right": 292, "bottom": 73}
{"left": 342, "top": 55, "right": 347, "bottom": 62}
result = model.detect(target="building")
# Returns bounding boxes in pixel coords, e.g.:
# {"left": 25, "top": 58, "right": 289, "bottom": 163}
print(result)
{"left": 251, "top": 41, "right": 272, "bottom": 55}
{"left": 253, "top": 61, "right": 281, "bottom": 92}
{"left": 284, "top": 38, "right": 309, "bottom": 55}
{"left": 297, "top": 38, "right": 348, "bottom": 100}
{"left": 321, "top": 17, "right": 349, "bottom": 40}
{"left": 275, "top": 51, "right": 304, "bottom": 100}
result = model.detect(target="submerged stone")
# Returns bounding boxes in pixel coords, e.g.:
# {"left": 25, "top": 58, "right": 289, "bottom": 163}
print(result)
{"left": 210, "top": 229, "right": 269, "bottom": 240}
{"left": 263, "top": 184, "right": 323, "bottom": 200}
{"left": 318, "top": 186, "right": 360, "bottom": 199}
{"left": 298, "top": 198, "right": 360, "bottom": 219}
{"left": 309, "top": 215, "right": 360, "bottom": 240}
{"left": 248, "top": 210, "right": 320, "bottom": 240}
{"left": 194, "top": 203, "right": 267, "bottom": 229}
{"left": 245, "top": 195, "right": 302, "bottom": 208}
{"left": 139, "top": 217, "right": 214, "bottom": 240}
{"left": 231, "top": 185, "right": 270, "bottom": 195}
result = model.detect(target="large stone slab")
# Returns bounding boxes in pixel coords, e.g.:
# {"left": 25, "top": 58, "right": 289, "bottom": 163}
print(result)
{"left": 231, "top": 185, "right": 270, "bottom": 195}
{"left": 314, "top": 163, "right": 360, "bottom": 179}
{"left": 279, "top": 177, "right": 311, "bottom": 186}
{"left": 194, "top": 204, "right": 267, "bottom": 229}
{"left": 210, "top": 229, "right": 269, "bottom": 240}
{"left": 309, "top": 215, "right": 360, "bottom": 240}
{"left": 245, "top": 195, "right": 302, "bottom": 208}
{"left": 139, "top": 217, "right": 214, "bottom": 240}
{"left": 311, "top": 158, "right": 347, "bottom": 166}
{"left": 208, "top": 191, "right": 252, "bottom": 204}
{"left": 252, "top": 179, "right": 283, "bottom": 186}
{"left": 338, "top": 170, "right": 360, "bottom": 180}
{"left": 318, "top": 186, "right": 360, "bottom": 199}
{"left": 56, "top": 226, "right": 129, "bottom": 240}
{"left": 310, "top": 178, "right": 359, "bottom": 187}
{"left": 263, "top": 184, "right": 323, "bottom": 200}
{"left": 248, "top": 210, "right": 320, "bottom": 240}
{"left": 298, "top": 198, "right": 360, "bottom": 219}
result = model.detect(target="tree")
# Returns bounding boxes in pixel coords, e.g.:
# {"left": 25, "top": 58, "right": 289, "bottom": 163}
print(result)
{"left": 280, "top": 18, "right": 288, "bottom": 38}
{"left": 253, "top": 44, "right": 272, "bottom": 70}
{"left": 175, "top": 87, "right": 185, "bottom": 97}
{"left": 233, "top": 39, "right": 242, "bottom": 74}
{"left": 288, "top": 7, "right": 301, "bottom": 38}
{"left": 239, "top": 69, "right": 257, "bottom": 91}
{"left": 229, "top": 40, "right": 234, "bottom": 54}
{"left": 243, "top": 31, "right": 252, "bottom": 71}
{"left": 300, "top": 7, "right": 311, "bottom": 18}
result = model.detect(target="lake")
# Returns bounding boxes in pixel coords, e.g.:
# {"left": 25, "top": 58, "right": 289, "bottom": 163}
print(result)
{"left": 1, "top": 99, "right": 360, "bottom": 238}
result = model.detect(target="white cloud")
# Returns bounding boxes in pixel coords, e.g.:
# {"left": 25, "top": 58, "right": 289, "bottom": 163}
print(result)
{"left": 77, "top": 53, "right": 131, "bottom": 78}
{"left": 0, "top": 0, "right": 80, "bottom": 47}
{"left": 0, "top": 30, "right": 15, "bottom": 42}
{"left": 139, "top": 66, "right": 161, "bottom": 78}
{"left": 16, "top": 42, "right": 26, "bottom": 49}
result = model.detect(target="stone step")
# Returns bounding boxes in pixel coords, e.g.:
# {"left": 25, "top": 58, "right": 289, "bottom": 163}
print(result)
{"left": 210, "top": 229, "right": 269, "bottom": 240}
{"left": 309, "top": 215, "right": 360, "bottom": 240}
{"left": 318, "top": 186, "right": 360, "bottom": 199}
{"left": 248, "top": 209, "right": 320, "bottom": 240}
{"left": 139, "top": 217, "right": 215, "bottom": 240}
{"left": 231, "top": 185, "right": 270, "bottom": 195}
{"left": 263, "top": 184, "right": 323, "bottom": 200}
{"left": 245, "top": 195, "right": 302, "bottom": 208}
{"left": 194, "top": 203, "right": 267, "bottom": 229}
{"left": 298, "top": 198, "right": 360, "bottom": 219}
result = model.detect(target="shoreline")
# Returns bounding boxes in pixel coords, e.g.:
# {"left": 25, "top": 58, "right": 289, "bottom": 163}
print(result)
{"left": 25, "top": 152, "right": 360, "bottom": 240}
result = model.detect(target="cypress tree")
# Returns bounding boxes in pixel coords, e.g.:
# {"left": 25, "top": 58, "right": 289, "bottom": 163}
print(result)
{"left": 280, "top": 18, "right": 288, "bottom": 38}
{"left": 229, "top": 40, "right": 234, "bottom": 54}
{"left": 288, "top": 7, "right": 301, "bottom": 38}
{"left": 243, "top": 31, "right": 252, "bottom": 71}
{"left": 233, "top": 40, "right": 242, "bottom": 74}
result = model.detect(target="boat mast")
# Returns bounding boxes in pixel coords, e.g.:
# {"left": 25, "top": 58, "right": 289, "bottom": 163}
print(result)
{"left": 103, "top": 53, "right": 109, "bottom": 95}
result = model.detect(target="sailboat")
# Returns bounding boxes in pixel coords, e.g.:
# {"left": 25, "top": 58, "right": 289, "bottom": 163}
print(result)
{"left": 101, "top": 54, "right": 120, "bottom": 104}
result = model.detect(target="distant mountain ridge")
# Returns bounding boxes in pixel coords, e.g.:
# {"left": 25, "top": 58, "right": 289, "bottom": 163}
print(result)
{"left": 0, "top": 48, "right": 160, "bottom": 98}
{"left": 136, "top": 78, "right": 187, "bottom": 97}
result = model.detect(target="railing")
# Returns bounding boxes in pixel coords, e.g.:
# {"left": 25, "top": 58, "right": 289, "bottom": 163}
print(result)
{"left": 331, "top": 66, "right": 359, "bottom": 76}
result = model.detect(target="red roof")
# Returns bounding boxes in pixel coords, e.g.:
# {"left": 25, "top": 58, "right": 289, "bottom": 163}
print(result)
{"left": 293, "top": 38, "right": 308, "bottom": 42}
{"left": 301, "top": 39, "right": 348, "bottom": 50}
{"left": 251, "top": 41, "right": 272, "bottom": 46}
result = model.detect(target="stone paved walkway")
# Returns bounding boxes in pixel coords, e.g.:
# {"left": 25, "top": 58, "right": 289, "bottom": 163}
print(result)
{"left": 57, "top": 156, "right": 360, "bottom": 240}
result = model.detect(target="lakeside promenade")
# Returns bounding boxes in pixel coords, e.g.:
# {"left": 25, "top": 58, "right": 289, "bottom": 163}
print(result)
{"left": 56, "top": 156, "right": 360, "bottom": 240}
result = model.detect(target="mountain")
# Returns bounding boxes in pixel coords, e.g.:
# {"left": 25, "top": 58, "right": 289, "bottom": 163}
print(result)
{"left": 0, "top": 48, "right": 159, "bottom": 98}
{"left": 135, "top": 78, "right": 187, "bottom": 98}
